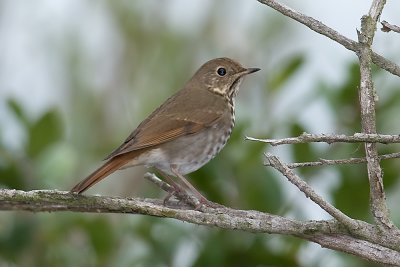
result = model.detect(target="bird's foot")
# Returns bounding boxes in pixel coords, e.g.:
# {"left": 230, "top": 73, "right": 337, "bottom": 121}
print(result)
{"left": 193, "top": 196, "right": 224, "bottom": 210}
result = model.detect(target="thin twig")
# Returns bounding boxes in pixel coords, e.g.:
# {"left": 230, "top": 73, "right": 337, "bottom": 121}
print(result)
{"left": 357, "top": 0, "right": 393, "bottom": 228}
{"left": 265, "top": 153, "right": 359, "bottom": 230}
{"left": 245, "top": 132, "right": 400, "bottom": 146}
{"left": 381, "top": 21, "right": 400, "bottom": 33}
{"left": 256, "top": 0, "right": 400, "bottom": 78}
{"left": 264, "top": 152, "right": 400, "bottom": 169}
{"left": 144, "top": 172, "right": 173, "bottom": 192}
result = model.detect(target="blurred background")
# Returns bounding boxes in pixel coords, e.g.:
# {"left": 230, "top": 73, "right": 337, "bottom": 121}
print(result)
{"left": 1, "top": 0, "right": 400, "bottom": 266}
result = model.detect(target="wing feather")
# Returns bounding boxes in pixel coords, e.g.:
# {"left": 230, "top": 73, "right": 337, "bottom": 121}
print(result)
{"left": 105, "top": 86, "right": 227, "bottom": 159}
{"left": 105, "top": 111, "right": 222, "bottom": 159}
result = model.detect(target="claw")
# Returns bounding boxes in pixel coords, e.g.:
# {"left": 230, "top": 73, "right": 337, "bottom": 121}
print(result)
{"left": 199, "top": 197, "right": 224, "bottom": 208}
{"left": 163, "top": 191, "right": 175, "bottom": 205}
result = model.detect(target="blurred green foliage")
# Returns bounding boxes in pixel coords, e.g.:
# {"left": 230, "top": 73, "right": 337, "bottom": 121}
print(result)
{"left": 0, "top": 100, "right": 63, "bottom": 190}
{"left": 268, "top": 55, "right": 305, "bottom": 92}
{"left": 1, "top": 1, "right": 400, "bottom": 267}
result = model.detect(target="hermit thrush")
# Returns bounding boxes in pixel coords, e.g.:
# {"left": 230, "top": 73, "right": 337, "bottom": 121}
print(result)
{"left": 71, "top": 57, "right": 259, "bottom": 204}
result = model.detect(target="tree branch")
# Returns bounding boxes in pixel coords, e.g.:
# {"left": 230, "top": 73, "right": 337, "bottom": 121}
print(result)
{"left": 246, "top": 132, "right": 400, "bottom": 146}
{"left": 256, "top": 0, "right": 400, "bottom": 78}
{"left": 381, "top": 20, "right": 400, "bottom": 33}
{"left": 263, "top": 154, "right": 400, "bottom": 253}
{"left": 252, "top": 0, "right": 400, "bottom": 261}
{"left": 264, "top": 152, "right": 400, "bottom": 169}
{"left": 0, "top": 188, "right": 400, "bottom": 265}
{"left": 357, "top": 0, "right": 392, "bottom": 228}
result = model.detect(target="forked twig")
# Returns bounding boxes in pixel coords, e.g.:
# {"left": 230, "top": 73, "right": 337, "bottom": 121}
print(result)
{"left": 265, "top": 153, "right": 359, "bottom": 230}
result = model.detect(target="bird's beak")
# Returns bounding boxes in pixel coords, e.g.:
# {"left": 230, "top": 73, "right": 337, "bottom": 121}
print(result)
{"left": 236, "top": 67, "right": 260, "bottom": 77}
{"left": 245, "top": 68, "right": 261, "bottom": 74}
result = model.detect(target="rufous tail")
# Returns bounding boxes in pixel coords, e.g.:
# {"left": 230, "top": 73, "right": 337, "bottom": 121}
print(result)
{"left": 71, "top": 156, "right": 129, "bottom": 194}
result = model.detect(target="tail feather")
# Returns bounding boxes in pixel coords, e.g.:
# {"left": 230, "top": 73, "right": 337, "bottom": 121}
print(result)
{"left": 71, "top": 156, "right": 129, "bottom": 194}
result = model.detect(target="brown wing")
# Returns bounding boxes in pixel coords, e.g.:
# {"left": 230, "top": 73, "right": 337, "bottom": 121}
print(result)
{"left": 105, "top": 88, "right": 226, "bottom": 159}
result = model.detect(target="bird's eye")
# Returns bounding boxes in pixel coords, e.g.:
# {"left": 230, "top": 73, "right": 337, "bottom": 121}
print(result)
{"left": 217, "top": 67, "right": 227, "bottom": 76}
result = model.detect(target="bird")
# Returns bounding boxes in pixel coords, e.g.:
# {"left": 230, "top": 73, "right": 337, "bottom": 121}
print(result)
{"left": 71, "top": 57, "right": 260, "bottom": 205}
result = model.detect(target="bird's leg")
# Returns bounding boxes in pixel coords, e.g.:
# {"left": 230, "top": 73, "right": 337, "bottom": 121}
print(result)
{"left": 156, "top": 170, "right": 192, "bottom": 205}
{"left": 161, "top": 172, "right": 182, "bottom": 204}
{"left": 170, "top": 165, "right": 207, "bottom": 201}
{"left": 169, "top": 165, "right": 219, "bottom": 208}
